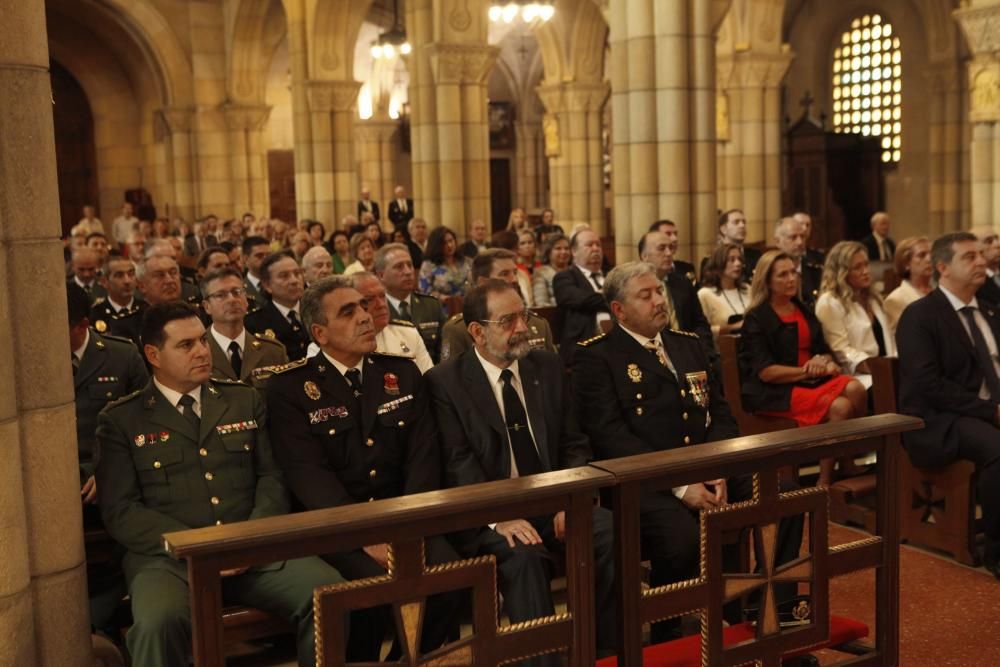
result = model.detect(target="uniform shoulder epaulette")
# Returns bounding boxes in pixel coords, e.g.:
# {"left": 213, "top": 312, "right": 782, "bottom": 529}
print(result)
{"left": 257, "top": 358, "right": 308, "bottom": 376}
{"left": 577, "top": 333, "right": 607, "bottom": 347}
{"left": 110, "top": 309, "right": 139, "bottom": 320}
{"left": 370, "top": 350, "right": 412, "bottom": 359}
{"left": 251, "top": 332, "right": 284, "bottom": 346}
{"left": 666, "top": 328, "right": 699, "bottom": 338}
{"left": 210, "top": 377, "right": 249, "bottom": 387}
{"left": 805, "top": 261, "right": 823, "bottom": 270}
{"left": 413, "top": 291, "right": 441, "bottom": 303}
{"left": 101, "top": 332, "right": 136, "bottom": 346}
{"left": 93, "top": 296, "right": 106, "bottom": 305}
{"left": 105, "top": 389, "right": 143, "bottom": 410}
{"left": 390, "top": 319, "right": 417, "bottom": 328}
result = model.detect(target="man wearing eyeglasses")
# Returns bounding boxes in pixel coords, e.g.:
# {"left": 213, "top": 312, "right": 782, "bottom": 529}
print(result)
{"left": 426, "top": 280, "right": 617, "bottom": 664}
{"left": 201, "top": 267, "right": 287, "bottom": 381}
{"left": 245, "top": 251, "right": 310, "bottom": 360}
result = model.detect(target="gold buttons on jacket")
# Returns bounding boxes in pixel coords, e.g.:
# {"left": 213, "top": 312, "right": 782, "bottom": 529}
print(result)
{"left": 153, "top": 461, "right": 162, "bottom": 469}
{"left": 682, "top": 412, "right": 689, "bottom": 420}
{"left": 205, "top": 472, "right": 214, "bottom": 481}
{"left": 243, "top": 443, "right": 251, "bottom": 451}
{"left": 636, "top": 407, "right": 644, "bottom": 416}
{"left": 328, "top": 428, "right": 336, "bottom": 435}
{"left": 684, "top": 436, "right": 691, "bottom": 444}
{"left": 397, "top": 420, "right": 405, "bottom": 427}
{"left": 366, "top": 438, "right": 375, "bottom": 447}
{"left": 635, "top": 393, "right": 643, "bottom": 400}
{"left": 369, "top": 469, "right": 377, "bottom": 478}
{"left": 215, "top": 520, "right": 223, "bottom": 526}
{"left": 199, "top": 448, "right": 208, "bottom": 457}
{"left": 680, "top": 389, "right": 687, "bottom": 398}
{"left": 210, "top": 496, "right": 220, "bottom": 505}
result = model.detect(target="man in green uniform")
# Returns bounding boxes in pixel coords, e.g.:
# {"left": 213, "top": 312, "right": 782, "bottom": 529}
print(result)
{"left": 96, "top": 301, "right": 344, "bottom": 667}
{"left": 440, "top": 249, "right": 556, "bottom": 362}
{"left": 375, "top": 243, "right": 447, "bottom": 361}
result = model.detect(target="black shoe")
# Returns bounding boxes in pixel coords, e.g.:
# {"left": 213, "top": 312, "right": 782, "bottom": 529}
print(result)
{"left": 984, "top": 552, "right": 1000, "bottom": 582}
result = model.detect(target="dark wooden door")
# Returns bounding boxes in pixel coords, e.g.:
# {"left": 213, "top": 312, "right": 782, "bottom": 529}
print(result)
{"left": 489, "top": 158, "right": 511, "bottom": 233}
{"left": 51, "top": 60, "right": 99, "bottom": 236}
{"left": 268, "top": 150, "right": 296, "bottom": 223}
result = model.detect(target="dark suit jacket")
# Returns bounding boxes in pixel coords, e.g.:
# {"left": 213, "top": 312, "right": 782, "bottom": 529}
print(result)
{"left": 388, "top": 198, "right": 415, "bottom": 230}
{"left": 897, "top": 288, "right": 1000, "bottom": 466}
{"left": 672, "top": 260, "right": 697, "bottom": 286}
{"left": 571, "top": 325, "right": 738, "bottom": 511}
{"left": 407, "top": 239, "right": 425, "bottom": 270}
{"left": 861, "top": 233, "right": 896, "bottom": 262}
{"left": 427, "top": 349, "right": 592, "bottom": 491}
{"left": 244, "top": 302, "right": 310, "bottom": 361}
{"left": 552, "top": 265, "right": 609, "bottom": 364}
{"left": 208, "top": 329, "right": 288, "bottom": 382}
{"left": 264, "top": 353, "right": 440, "bottom": 510}
{"left": 738, "top": 299, "right": 831, "bottom": 413}
{"left": 357, "top": 199, "right": 380, "bottom": 221}
{"left": 243, "top": 275, "right": 268, "bottom": 310}
{"left": 457, "top": 240, "right": 483, "bottom": 260}
{"left": 978, "top": 274, "right": 1000, "bottom": 306}
{"left": 183, "top": 233, "right": 217, "bottom": 257}
{"left": 89, "top": 299, "right": 146, "bottom": 349}
{"left": 799, "top": 261, "right": 823, "bottom": 310}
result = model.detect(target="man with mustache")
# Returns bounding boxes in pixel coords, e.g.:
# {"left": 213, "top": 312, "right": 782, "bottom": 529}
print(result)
{"left": 261, "top": 276, "right": 460, "bottom": 661}
{"left": 427, "top": 280, "right": 617, "bottom": 664}
{"left": 552, "top": 228, "right": 611, "bottom": 365}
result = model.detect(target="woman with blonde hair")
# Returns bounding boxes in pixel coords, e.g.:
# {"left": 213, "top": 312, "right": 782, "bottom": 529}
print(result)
{"left": 505, "top": 207, "right": 528, "bottom": 232}
{"left": 815, "top": 241, "right": 897, "bottom": 375}
{"left": 883, "top": 236, "right": 933, "bottom": 335}
{"left": 343, "top": 233, "right": 376, "bottom": 275}
{"left": 739, "top": 250, "right": 867, "bottom": 486}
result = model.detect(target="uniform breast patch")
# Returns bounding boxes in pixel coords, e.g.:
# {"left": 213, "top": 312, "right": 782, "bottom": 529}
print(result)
{"left": 377, "top": 394, "right": 413, "bottom": 415}
{"left": 309, "top": 405, "right": 349, "bottom": 424}
{"left": 685, "top": 371, "right": 710, "bottom": 408}
{"left": 216, "top": 420, "right": 258, "bottom": 435}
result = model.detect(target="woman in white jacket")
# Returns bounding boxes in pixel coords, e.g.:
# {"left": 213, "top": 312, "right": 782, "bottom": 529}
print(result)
{"left": 815, "top": 241, "right": 897, "bottom": 375}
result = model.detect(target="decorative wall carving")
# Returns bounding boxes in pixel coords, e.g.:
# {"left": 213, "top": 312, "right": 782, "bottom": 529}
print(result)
{"left": 156, "top": 107, "right": 194, "bottom": 135}
{"left": 954, "top": 5, "right": 1000, "bottom": 56}
{"left": 543, "top": 114, "right": 560, "bottom": 158}
{"left": 306, "top": 80, "right": 361, "bottom": 113}
{"left": 221, "top": 103, "right": 272, "bottom": 131}
{"left": 428, "top": 44, "right": 498, "bottom": 85}
{"left": 970, "top": 59, "right": 1000, "bottom": 123}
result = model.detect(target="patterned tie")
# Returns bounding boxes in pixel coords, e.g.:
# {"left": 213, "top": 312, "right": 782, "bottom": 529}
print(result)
{"left": 288, "top": 309, "right": 301, "bottom": 332}
{"left": 499, "top": 369, "right": 543, "bottom": 477}
{"left": 960, "top": 306, "right": 1000, "bottom": 400}
{"left": 644, "top": 339, "right": 669, "bottom": 367}
{"left": 228, "top": 341, "right": 243, "bottom": 378}
{"left": 177, "top": 394, "right": 200, "bottom": 432}
{"left": 398, "top": 300, "right": 412, "bottom": 322}
{"left": 345, "top": 368, "right": 363, "bottom": 398}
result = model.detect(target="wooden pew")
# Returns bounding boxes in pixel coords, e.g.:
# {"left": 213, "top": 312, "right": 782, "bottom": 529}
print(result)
{"left": 532, "top": 305, "right": 563, "bottom": 346}
{"left": 717, "top": 334, "right": 796, "bottom": 436}
{"left": 164, "top": 468, "right": 613, "bottom": 666}
{"left": 591, "top": 413, "right": 922, "bottom": 666}
{"left": 867, "top": 356, "right": 980, "bottom": 565}
{"left": 442, "top": 295, "right": 463, "bottom": 318}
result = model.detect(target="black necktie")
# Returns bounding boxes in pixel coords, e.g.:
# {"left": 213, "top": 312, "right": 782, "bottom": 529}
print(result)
{"left": 960, "top": 306, "right": 1000, "bottom": 400}
{"left": 228, "top": 341, "right": 243, "bottom": 378}
{"left": 345, "top": 368, "right": 363, "bottom": 398}
{"left": 499, "top": 369, "right": 543, "bottom": 477}
{"left": 398, "top": 300, "right": 412, "bottom": 322}
{"left": 177, "top": 394, "right": 200, "bottom": 432}
{"left": 288, "top": 309, "right": 301, "bottom": 332}
{"left": 71, "top": 353, "right": 80, "bottom": 376}
{"left": 591, "top": 272, "right": 604, "bottom": 289}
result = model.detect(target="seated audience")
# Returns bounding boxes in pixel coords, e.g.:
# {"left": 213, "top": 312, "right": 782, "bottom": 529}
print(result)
{"left": 815, "top": 241, "right": 896, "bottom": 376}
{"left": 505, "top": 206, "right": 527, "bottom": 232}
{"left": 458, "top": 218, "right": 488, "bottom": 259}
{"left": 328, "top": 230, "right": 351, "bottom": 274}
{"left": 971, "top": 225, "right": 1000, "bottom": 305}
{"left": 201, "top": 267, "right": 287, "bottom": 381}
{"left": 515, "top": 229, "right": 541, "bottom": 282}
{"left": 305, "top": 220, "right": 326, "bottom": 247}
{"left": 773, "top": 215, "right": 822, "bottom": 309}
{"left": 407, "top": 217, "right": 429, "bottom": 268}
{"left": 364, "top": 220, "right": 384, "bottom": 249}
{"left": 649, "top": 219, "right": 696, "bottom": 279}
{"left": 861, "top": 211, "right": 895, "bottom": 262}
{"left": 697, "top": 243, "right": 751, "bottom": 340}
{"left": 244, "top": 251, "right": 309, "bottom": 360}
{"left": 700, "top": 209, "right": 760, "bottom": 282}
{"left": 418, "top": 226, "right": 470, "bottom": 299}
{"left": 638, "top": 230, "right": 713, "bottom": 347}
{"left": 897, "top": 231, "right": 1000, "bottom": 579}
{"left": 376, "top": 243, "right": 447, "bottom": 361}
{"left": 532, "top": 233, "right": 571, "bottom": 307}
{"left": 571, "top": 261, "right": 802, "bottom": 640}
{"left": 194, "top": 245, "right": 232, "bottom": 281}
{"left": 96, "top": 301, "right": 343, "bottom": 667}
{"left": 739, "top": 250, "right": 867, "bottom": 486}
{"left": 87, "top": 232, "right": 111, "bottom": 260}
{"left": 441, "top": 249, "right": 556, "bottom": 362}
{"left": 793, "top": 211, "right": 826, "bottom": 265}
{"left": 90, "top": 254, "right": 145, "bottom": 347}
{"left": 69, "top": 247, "right": 107, "bottom": 304}
{"left": 884, "top": 236, "right": 933, "bottom": 336}
{"left": 289, "top": 231, "right": 311, "bottom": 260}
{"left": 343, "top": 233, "right": 376, "bottom": 276}
{"left": 552, "top": 228, "right": 611, "bottom": 364}
{"left": 427, "top": 280, "right": 616, "bottom": 662}
{"left": 263, "top": 276, "right": 459, "bottom": 659}
{"left": 301, "top": 246, "right": 334, "bottom": 286}
{"left": 242, "top": 235, "right": 271, "bottom": 309}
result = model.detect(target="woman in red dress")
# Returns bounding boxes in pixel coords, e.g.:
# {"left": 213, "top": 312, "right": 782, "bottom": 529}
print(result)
{"left": 739, "top": 250, "right": 867, "bottom": 486}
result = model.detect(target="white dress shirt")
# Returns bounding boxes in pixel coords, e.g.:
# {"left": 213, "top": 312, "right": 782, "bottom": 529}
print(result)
{"left": 322, "top": 351, "right": 364, "bottom": 388}
{"left": 73, "top": 329, "right": 90, "bottom": 365}
{"left": 473, "top": 348, "right": 540, "bottom": 479}
{"left": 940, "top": 285, "right": 1000, "bottom": 400}
{"left": 575, "top": 264, "right": 612, "bottom": 330}
{"left": 272, "top": 300, "right": 301, "bottom": 322}
{"left": 153, "top": 378, "right": 202, "bottom": 418}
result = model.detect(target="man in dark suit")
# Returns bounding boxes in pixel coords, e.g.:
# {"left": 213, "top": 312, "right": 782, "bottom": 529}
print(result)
{"left": 406, "top": 217, "right": 429, "bottom": 269}
{"left": 552, "top": 228, "right": 610, "bottom": 364}
{"left": 426, "top": 280, "right": 616, "bottom": 663}
{"left": 241, "top": 236, "right": 271, "bottom": 310}
{"left": 649, "top": 220, "right": 696, "bottom": 281}
{"left": 699, "top": 209, "right": 761, "bottom": 282}
{"left": 897, "top": 231, "right": 1000, "bottom": 579}
{"left": 201, "top": 268, "right": 288, "bottom": 380}
{"left": 244, "top": 252, "right": 310, "bottom": 360}
{"left": 262, "top": 276, "right": 459, "bottom": 660}
{"left": 972, "top": 225, "right": 1000, "bottom": 305}
{"left": 458, "top": 218, "right": 488, "bottom": 260}
{"left": 182, "top": 220, "right": 217, "bottom": 257}
{"left": 572, "top": 261, "right": 802, "bottom": 639}
{"left": 357, "top": 186, "right": 380, "bottom": 222}
{"left": 793, "top": 211, "right": 826, "bottom": 265}
{"left": 387, "top": 185, "right": 414, "bottom": 232}
{"left": 860, "top": 211, "right": 896, "bottom": 263}
{"left": 774, "top": 216, "right": 822, "bottom": 310}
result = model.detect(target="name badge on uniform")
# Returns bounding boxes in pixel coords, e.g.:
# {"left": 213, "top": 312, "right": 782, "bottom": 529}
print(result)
{"left": 685, "top": 371, "right": 710, "bottom": 409}
{"left": 377, "top": 394, "right": 413, "bottom": 415}
{"left": 417, "top": 322, "right": 439, "bottom": 331}
{"left": 216, "top": 420, "right": 258, "bottom": 436}
{"left": 309, "top": 405, "right": 349, "bottom": 424}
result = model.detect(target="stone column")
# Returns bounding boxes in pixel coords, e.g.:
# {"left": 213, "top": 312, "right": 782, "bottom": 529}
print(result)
{"left": 356, "top": 116, "right": 399, "bottom": 231}
{"left": 955, "top": 3, "right": 1000, "bottom": 230}
{"left": 222, "top": 103, "right": 272, "bottom": 218}
{"left": 406, "top": 0, "right": 497, "bottom": 233}
{"left": 158, "top": 107, "right": 197, "bottom": 221}
{"left": 610, "top": 0, "right": 724, "bottom": 263}
{"left": 926, "top": 63, "right": 966, "bottom": 235}
{"left": 0, "top": 1, "right": 92, "bottom": 665}
{"left": 514, "top": 120, "right": 544, "bottom": 210}
{"left": 306, "top": 79, "right": 361, "bottom": 225}
{"left": 716, "top": 52, "right": 792, "bottom": 243}
{"left": 537, "top": 81, "right": 610, "bottom": 234}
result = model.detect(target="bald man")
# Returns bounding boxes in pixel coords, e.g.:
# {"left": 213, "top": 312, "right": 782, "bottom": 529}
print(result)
{"left": 68, "top": 247, "right": 108, "bottom": 304}
{"left": 861, "top": 211, "right": 895, "bottom": 263}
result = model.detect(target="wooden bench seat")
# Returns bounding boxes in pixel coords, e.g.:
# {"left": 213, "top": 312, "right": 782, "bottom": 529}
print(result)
{"left": 595, "top": 615, "right": 870, "bottom": 667}
{"left": 829, "top": 474, "right": 878, "bottom": 533}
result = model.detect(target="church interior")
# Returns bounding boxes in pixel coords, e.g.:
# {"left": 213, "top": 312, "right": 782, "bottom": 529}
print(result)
{"left": 3, "top": 0, "right": 1000, "bottom": 665}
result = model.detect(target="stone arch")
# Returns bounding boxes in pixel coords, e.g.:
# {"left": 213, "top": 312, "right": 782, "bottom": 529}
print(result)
{"left": 311, "top": 0, "right": 375, "bottom": 81}
{"left": 536, "top": 0, "right": 608, "bottom": 85}
{"left": 229, "top": 0, "right": 288, "bottom": 104}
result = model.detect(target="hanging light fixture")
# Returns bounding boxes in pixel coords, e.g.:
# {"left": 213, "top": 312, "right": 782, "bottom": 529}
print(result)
{"left": 488, "top": 1, "right": 555, "bottom": 24}
{"left": 371, "top": 0, "right": 411, "bottom": 60}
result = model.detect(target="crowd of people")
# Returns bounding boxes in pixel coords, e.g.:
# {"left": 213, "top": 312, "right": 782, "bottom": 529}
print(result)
{"left": 66, "top": 192, "right": 1000, "bottom": 665}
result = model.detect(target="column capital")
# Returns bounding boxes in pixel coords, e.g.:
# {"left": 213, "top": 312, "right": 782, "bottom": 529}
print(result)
{"left": 717, "top": 51, "right": 794, "bottom": 89}
{"left": 427, "top": 44, "right": 498, "bottom": 85}
{"left": 355, "top": 118, "right": 399, "bottom": 142}
{"left": 536, "top": 81, "right": 611, "bottom": 114}
{"left": 968, "top": 55, "right": 1000, "bottom": 123}
{"left": 156, "top": 106, "right": 195, "bottom": 134}
{"left": 955, "top": 4, "right": 1000, "bottom": 57}
{"left": 220, "top": 102, "right": 271, "bottom": 131}
{"left": 306, "top": 80, "right": 362, "bottom": 113}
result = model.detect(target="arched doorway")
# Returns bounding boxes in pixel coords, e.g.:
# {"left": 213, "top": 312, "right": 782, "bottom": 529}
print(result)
{"left": 51, "top": 60, "right": 98, "bottom": 235}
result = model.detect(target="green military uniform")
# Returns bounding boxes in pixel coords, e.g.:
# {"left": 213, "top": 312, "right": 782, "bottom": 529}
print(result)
{"left": 439, "top": 311, "right": 556, "bottom": 362}
{"left": 96, "top": 378, "right": 344, "bottom": 667}
{"left": 208, "top": 329, "right": 288, "bottom": 382}
{"left": 389, "top": 292, "right": 446, "bottom": 362}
